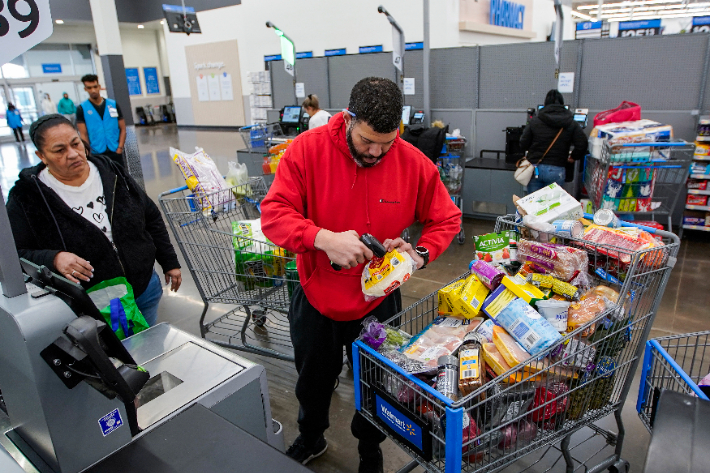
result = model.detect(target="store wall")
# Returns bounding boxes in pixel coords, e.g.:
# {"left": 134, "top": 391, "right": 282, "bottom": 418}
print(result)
{"left": 163, "top": 0, "right": 573, "bottom": 126}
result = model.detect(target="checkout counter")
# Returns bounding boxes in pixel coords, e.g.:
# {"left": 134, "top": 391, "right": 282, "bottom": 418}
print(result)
{"left": 0, "top": 192, "right": 307, "bottom": 472}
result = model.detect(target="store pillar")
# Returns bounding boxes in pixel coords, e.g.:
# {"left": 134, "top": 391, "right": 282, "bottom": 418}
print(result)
{"left": 88, "top": 0, "right": 133, "bottom": 126}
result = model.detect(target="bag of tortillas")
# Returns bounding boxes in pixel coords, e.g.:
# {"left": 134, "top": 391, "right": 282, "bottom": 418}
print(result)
{"left": 361, "top": 250, "right": 414, "bottom": 301}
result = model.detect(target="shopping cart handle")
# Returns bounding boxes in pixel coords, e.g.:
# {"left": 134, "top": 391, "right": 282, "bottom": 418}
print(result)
{"left": 583, "top": 213, "right": 659, "bottom": 234}
{"left": 613, "top": 141, "right": 688, "bottom": 147}
{"left": 159, "top": 184, "right": 190, "bottom": 196}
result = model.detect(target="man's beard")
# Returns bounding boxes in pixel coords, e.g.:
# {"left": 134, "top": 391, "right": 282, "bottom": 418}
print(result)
{"left": 346, "top": 124, "right": 386, "bottom": 168}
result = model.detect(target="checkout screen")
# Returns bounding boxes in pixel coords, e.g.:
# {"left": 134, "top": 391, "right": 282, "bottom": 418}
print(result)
{"left": 282, "top": 106, "right": 301, "bottom": 123}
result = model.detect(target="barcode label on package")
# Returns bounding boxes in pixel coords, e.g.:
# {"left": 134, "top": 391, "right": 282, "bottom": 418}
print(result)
{"left": 524, "top": 331, "right": 541, "bottom": 347}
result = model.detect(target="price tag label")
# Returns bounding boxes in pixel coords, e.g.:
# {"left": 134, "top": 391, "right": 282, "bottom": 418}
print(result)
{"left": 0, "top": 0, "right": 53, "bottom": 66}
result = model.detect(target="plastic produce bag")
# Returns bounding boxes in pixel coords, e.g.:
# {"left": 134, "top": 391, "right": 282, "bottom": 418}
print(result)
{"left": 358, "top": 315, "right": 411, "bottom": 352}
{"left": 225, "top": 160, "right": 251, "bottom": 196}
{"left": 171, "top": 147, "right": 231, "bottom": 214}
{"left": 361, "top": 250, "right": 414, "bottom": 301}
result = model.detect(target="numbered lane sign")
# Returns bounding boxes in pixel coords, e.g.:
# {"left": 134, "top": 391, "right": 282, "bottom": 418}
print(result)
{"left": 0, "top": 0, "right": 53, "bottom": 67}
{"left": 284, "top": 61, "right": 294, "bottom": 77}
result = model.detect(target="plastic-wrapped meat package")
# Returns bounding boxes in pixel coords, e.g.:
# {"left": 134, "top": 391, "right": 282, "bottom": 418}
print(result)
{"left": 400, "top": 317, "right": 481, "bottom": 372}
{"left": 516, "top": 239, "right": 589, "bottom": 283}
{"left": 581, "top": 225, "right": 664, "bottom": 265}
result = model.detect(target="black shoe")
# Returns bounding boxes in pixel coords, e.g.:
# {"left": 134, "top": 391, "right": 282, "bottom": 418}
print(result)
{"left": 285, "top": 435, "right": 328, "bottom": 465}
{"left": 358, "top": 447, "right": 383, "bottom": 473}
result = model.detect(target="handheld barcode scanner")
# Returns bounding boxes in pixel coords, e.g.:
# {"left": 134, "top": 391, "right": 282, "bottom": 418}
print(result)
{"left": 331, "top": 233, "right": 386, "bottom": 271}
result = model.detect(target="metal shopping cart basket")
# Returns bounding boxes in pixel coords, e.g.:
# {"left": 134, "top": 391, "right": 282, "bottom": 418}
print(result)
{"left": 353, "top": 214, "right": 680, "bottom": 473}
{"left": 441, "top": 136, "right": 467, "bottom": 245}
{"left": 637, "top": 331, "right": 710, "bottom": 432}
{"left": 583, "top": 140, "right": 694, "bottom": 233}
{"left": 158, "top": 177, "right": 297, "bottom": 361}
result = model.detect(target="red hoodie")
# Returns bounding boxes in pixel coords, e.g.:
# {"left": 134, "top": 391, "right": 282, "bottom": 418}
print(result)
{"left": 261, "top": 112, "right": 462, "bottom": 321}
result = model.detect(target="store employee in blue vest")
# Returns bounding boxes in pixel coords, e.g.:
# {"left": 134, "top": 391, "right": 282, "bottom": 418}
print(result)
{"left": 76, "top": 74, "right": 127, "bottom": 165}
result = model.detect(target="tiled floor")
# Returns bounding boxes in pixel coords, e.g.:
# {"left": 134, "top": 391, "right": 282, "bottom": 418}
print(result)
{"left": 2, "top": 125, "right": 709, "bottom": 473}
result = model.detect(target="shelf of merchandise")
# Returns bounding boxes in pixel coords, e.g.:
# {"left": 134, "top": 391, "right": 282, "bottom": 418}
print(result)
{"left": 686, "top": 204, "right": 710, "bottom": 211}
{"left": 696, "top": 136, "right": 710, "bottom": 142}
{"left": 694, "top": 155, "right": 710, "bottom": 161}
{"left": 682, "top": 224, "right": 710, "bottom": 232}
{"left": 690, "top": 174, "right": 710, "bottom": 179}
{"left": 688, "top": 189, "right": 710, "bottom": 195}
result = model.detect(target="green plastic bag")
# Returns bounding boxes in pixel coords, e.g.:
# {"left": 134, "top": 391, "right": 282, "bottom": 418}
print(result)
{"left": 87, "top": 277, "right": 150, "bottom": 340}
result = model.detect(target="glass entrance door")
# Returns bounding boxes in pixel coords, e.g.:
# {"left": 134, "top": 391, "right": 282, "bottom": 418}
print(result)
{"left": 11, "top": 86, "right": 39, "bottom": 124}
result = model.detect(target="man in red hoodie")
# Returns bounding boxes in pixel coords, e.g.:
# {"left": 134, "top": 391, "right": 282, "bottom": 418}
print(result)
{"left": 261, "top": 77, "right": 461, "bottom": 472}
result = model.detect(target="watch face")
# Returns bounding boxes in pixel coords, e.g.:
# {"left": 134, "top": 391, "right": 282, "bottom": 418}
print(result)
{"left": 415, "top": 246, "right": 428, "bottom": 255}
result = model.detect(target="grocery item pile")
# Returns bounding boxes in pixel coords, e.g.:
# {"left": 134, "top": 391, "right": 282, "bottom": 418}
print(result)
{"left": 358, "top": 184, "right": 669, "bottom": 458}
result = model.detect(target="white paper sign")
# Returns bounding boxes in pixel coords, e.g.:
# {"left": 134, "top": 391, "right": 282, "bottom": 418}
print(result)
{"left": 208, "top": 73, "right": 221, "bottom": 101}
{"left": 196, "top": 74, "right": 209, "bottom": 102}
{"left": 403, "top": 78, "right": 415, "bottom": 95}
{"left": 220, "top": 72, "right": 234, "bottom": 101}
{"left": 295, "top": 83, "right": 305, "bottom": 98}
{"left": 558, "top": 72, "right": 575, "bottom": 93}
{"left": 0, "top": 0, "right": 53, "bottom": 67}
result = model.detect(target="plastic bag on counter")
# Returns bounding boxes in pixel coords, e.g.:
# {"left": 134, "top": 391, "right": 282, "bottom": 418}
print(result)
{"left": 362, "top": 250, "right": 414, "bottom": 301}
{"left": 171, "top": 146, "right": 231, "bottom": 214}
{"left": 358, "top": 315, "right": 411, "bottom": 352}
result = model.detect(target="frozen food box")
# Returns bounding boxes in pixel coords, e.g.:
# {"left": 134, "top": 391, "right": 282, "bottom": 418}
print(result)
{"left": 501, "top": 274, "right": 546, "bottom": 305}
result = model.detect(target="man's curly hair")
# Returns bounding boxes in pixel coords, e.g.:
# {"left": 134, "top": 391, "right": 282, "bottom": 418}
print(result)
{"left": 347, "top": 77, "right": 403, "bottom": 133}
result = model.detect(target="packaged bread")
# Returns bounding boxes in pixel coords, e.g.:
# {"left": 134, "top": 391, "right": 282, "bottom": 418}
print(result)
{"left": 567, "top": 291, "right": 610, "bottom": 337}
{"left": 516, "top": 239, "right": 589, "bottom": 283}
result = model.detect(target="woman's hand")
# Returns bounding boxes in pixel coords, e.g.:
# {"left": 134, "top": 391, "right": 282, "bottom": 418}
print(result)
{"left": 383, "top": 238, "right": 425, "bottom": 270}
{"left": 165, "top": 268, "right": 182, "bottom": 292}
{"left": 53, "top": 252, "right": 93, "bottom": 283}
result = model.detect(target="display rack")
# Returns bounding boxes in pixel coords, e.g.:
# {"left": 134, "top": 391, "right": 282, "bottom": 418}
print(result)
{"left": 248, "top": 71, "right": 272, "bottom": 124}
{"left": 681, "top": 117, "right": 710, "bottom": 235}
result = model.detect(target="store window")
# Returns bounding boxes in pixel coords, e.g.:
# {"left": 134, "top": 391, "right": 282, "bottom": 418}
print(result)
{"left": 1, "top": 56, "right": 29, "bottom": 79}
{"left": 71, "top": 45, "right": 94, "bottom": 76}
{"left": 25, "top": 44, "right": 73, "bottom": 77}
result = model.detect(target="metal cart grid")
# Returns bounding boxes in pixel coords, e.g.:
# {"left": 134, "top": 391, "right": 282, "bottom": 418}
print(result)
{"left": 159, "top": 177, "right": 298, "bottom": 361}
{"left": 441, "top": 136, "right": 466, "bottom": 245}
{"left": 583, "top": 140, "right": 694, "bottom": 232}
{"left": 354, "top": 214, "right": 680, "bottom": 473}
{"left": 637, "top": 330, "right": 710, "bottom": 432}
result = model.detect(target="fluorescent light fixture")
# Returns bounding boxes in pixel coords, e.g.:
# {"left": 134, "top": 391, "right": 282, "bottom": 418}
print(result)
{"left": 578, "top": 0, "right": 680, "bottom": 11}
{"left": 55, "top": 19, "right": 64, "bottom": 24}
{"left": 571, "top": 10, "right": 594, "bottom": 19}
{"left": 137, "top": 24, "right": 145, "bottom": 29}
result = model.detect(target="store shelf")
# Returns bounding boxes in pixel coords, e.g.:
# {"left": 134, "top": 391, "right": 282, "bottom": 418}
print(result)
{"left": 690, "top": 174, "right": 710, "bottom": 179}
{"left": 686, "top": 204, "right": 710, "bottom": 211}
{"left": 688, "top": 189, "right": 710, "bottom": 195}
{"left": 683, "top": 224, "right": 710, "bottom": 232}
{"left": 697, "top": 136, "right": 710, "bottom": 142}
{"left": 694, "top": 155, "right": 710, "bottom": 161}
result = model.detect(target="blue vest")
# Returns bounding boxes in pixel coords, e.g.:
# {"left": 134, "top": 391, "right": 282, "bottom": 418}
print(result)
{"left": 82, "top": 98, "right": 119, "bottom": 153}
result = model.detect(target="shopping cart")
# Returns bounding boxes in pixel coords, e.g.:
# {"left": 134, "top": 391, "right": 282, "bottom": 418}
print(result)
{"left": 158, "top": 177, "right": 298, "bottom": 361}
{"left": 441, "top": 136, "right": 466, "bottom": 245}
{"left": 239, "top": 123, "right": 291, "bottom": 180}
{"left": 353, "top": 214, "right": 680, "bottom": 473}
{"left": 583, "top": 140, "right": 694, "bottom": 233}
{"left": 637, "top": 331, "right": 710, "bottom": 432}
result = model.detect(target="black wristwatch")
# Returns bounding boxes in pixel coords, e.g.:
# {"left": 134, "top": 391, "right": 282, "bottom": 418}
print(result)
{"left": 415, "top": 246, "right": 429, "bottom": 269}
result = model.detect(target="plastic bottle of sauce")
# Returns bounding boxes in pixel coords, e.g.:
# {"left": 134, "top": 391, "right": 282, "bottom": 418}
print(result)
{"left": 458, "top": 332, "right": 485, "bottom": 397}
{"left": 436, "top": 355, "right": 459, "bottom": 401}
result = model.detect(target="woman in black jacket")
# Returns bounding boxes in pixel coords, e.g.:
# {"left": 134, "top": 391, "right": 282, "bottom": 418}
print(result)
{"left": 519, "top": 90, "right": 589, "bottom": 194}
{"left": 6, "top": 114, "right": 181, "bottom": 326}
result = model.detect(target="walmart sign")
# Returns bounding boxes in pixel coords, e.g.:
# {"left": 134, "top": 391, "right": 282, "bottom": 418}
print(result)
{"left": 490, "top": 0, "right": 525, "bottom": 30}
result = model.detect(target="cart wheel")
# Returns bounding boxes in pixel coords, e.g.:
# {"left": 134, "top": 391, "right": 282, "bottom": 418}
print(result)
{"left": 334, "top": 377, "right": 340, "bottom": 391}
{"left": 457, "top": 228, "right": 465, "bottom": 245}
{"left": 401, "top": 228, "right": 410, "bottom": 243}
{"left": 608, "top": 459, "right": 630, "bottom": 473}
{"left": 252, "top": 309, "right": 267, "bottom": 328}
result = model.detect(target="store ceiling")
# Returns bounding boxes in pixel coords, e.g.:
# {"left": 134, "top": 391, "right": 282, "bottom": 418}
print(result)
{"left": 49, "top": 0, "right": 241, "bottom": 23}
{"left": 571, "top": 0, "right": 710, "bottom": 22}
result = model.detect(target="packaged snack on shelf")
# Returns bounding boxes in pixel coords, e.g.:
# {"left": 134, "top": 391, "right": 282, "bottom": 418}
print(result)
{"left": 514, "top": 183, "right": 584, "bottom": 223}
{"left": 171, "top": 146, "right": 232, "bottom": 214}
{"left": 516, "top": 239, "right": 589, "bottom": 283}
{"left": 492, "top": 326, "right": 531, "bottom": 367}
{"left": 688, "top": 179, "right": 708, "bottom": 190}
{"left": 438, "top": 279, "right": 468, "bottom": 315}
{"left": 450, "top": 274, "right": 490, "bottom": 318}
{"left": 473, "top": 231, "right": 515, "bottom": 265}
{"left": 695, "top": 141, "right": 710, "bottom": 158}
{"left": 484, "top": 296, "right": 562, "bottom": 356}
{"left": 687, "top": 194, "right": 709, "bottom": 206}
{"left": 501, "top": 274, "right": 546, "bottom": 305}
{"left": 361, "top": 250, "right": 414, "bottom": 301}
{"left": 400, "top": 316, "right": 482, "bottom": 372}
{"left": 469, "top": 259, "right": 506, "bottom": 290}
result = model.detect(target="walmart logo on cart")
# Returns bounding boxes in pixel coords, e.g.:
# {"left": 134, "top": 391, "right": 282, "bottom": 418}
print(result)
{"left": 375, "top": 394, "right": 423, "bottom": 450}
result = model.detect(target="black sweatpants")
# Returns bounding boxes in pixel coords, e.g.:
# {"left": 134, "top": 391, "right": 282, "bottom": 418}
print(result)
{"left": 12, "top": 127, "right": 24, "bottom": 142}
{"left": 289, "top": 284, "right": 401, "bottom": 453}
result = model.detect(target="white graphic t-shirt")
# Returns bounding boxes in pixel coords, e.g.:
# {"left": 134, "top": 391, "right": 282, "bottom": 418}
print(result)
{"left": 39, "top": 161, "right": 113, "bottom": 242}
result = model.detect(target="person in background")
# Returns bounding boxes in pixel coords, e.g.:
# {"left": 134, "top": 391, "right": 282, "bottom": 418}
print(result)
{"left": 41, "top": 94, "right": 57, "bottom": 116}
{"left": 261, "top": 77, "right": 461, "bottom": 472}
{"left": 519, "top": 89, "right": 588, "bottom": 194}
{"left": 76, "top": 74, "right": 127, "bottom": 166}
{"left": 302, "top": 94, "right": 332, "bottom": 130}
{"left": 6, "top": 114, "right": 182, "bottom": 327}
{"left": 57, "top": 92, "right": 77, "bottom": 124}
{"left": 6, "top": 103, "right": 25, "bottom": 143}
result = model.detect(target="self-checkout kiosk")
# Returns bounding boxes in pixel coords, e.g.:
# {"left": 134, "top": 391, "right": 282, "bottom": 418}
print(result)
{"left": 0, "top": 192, "right": 306, "bottom": 473}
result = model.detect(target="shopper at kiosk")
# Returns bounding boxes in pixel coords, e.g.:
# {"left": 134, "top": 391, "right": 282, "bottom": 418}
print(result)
{"left": 302, "top": 94, "right": 332, "bottom": 129}
{"left": 76, "top": 74, "right": 127, "bottom": 166}
{"left": 5, "top": 114, "right": 182, "bottom": 326}
{"left": 519, "top": 89, "right": 588, "bottom": 194}
{"left": 261, "top": 77, "right": 461, "bottom": 472}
